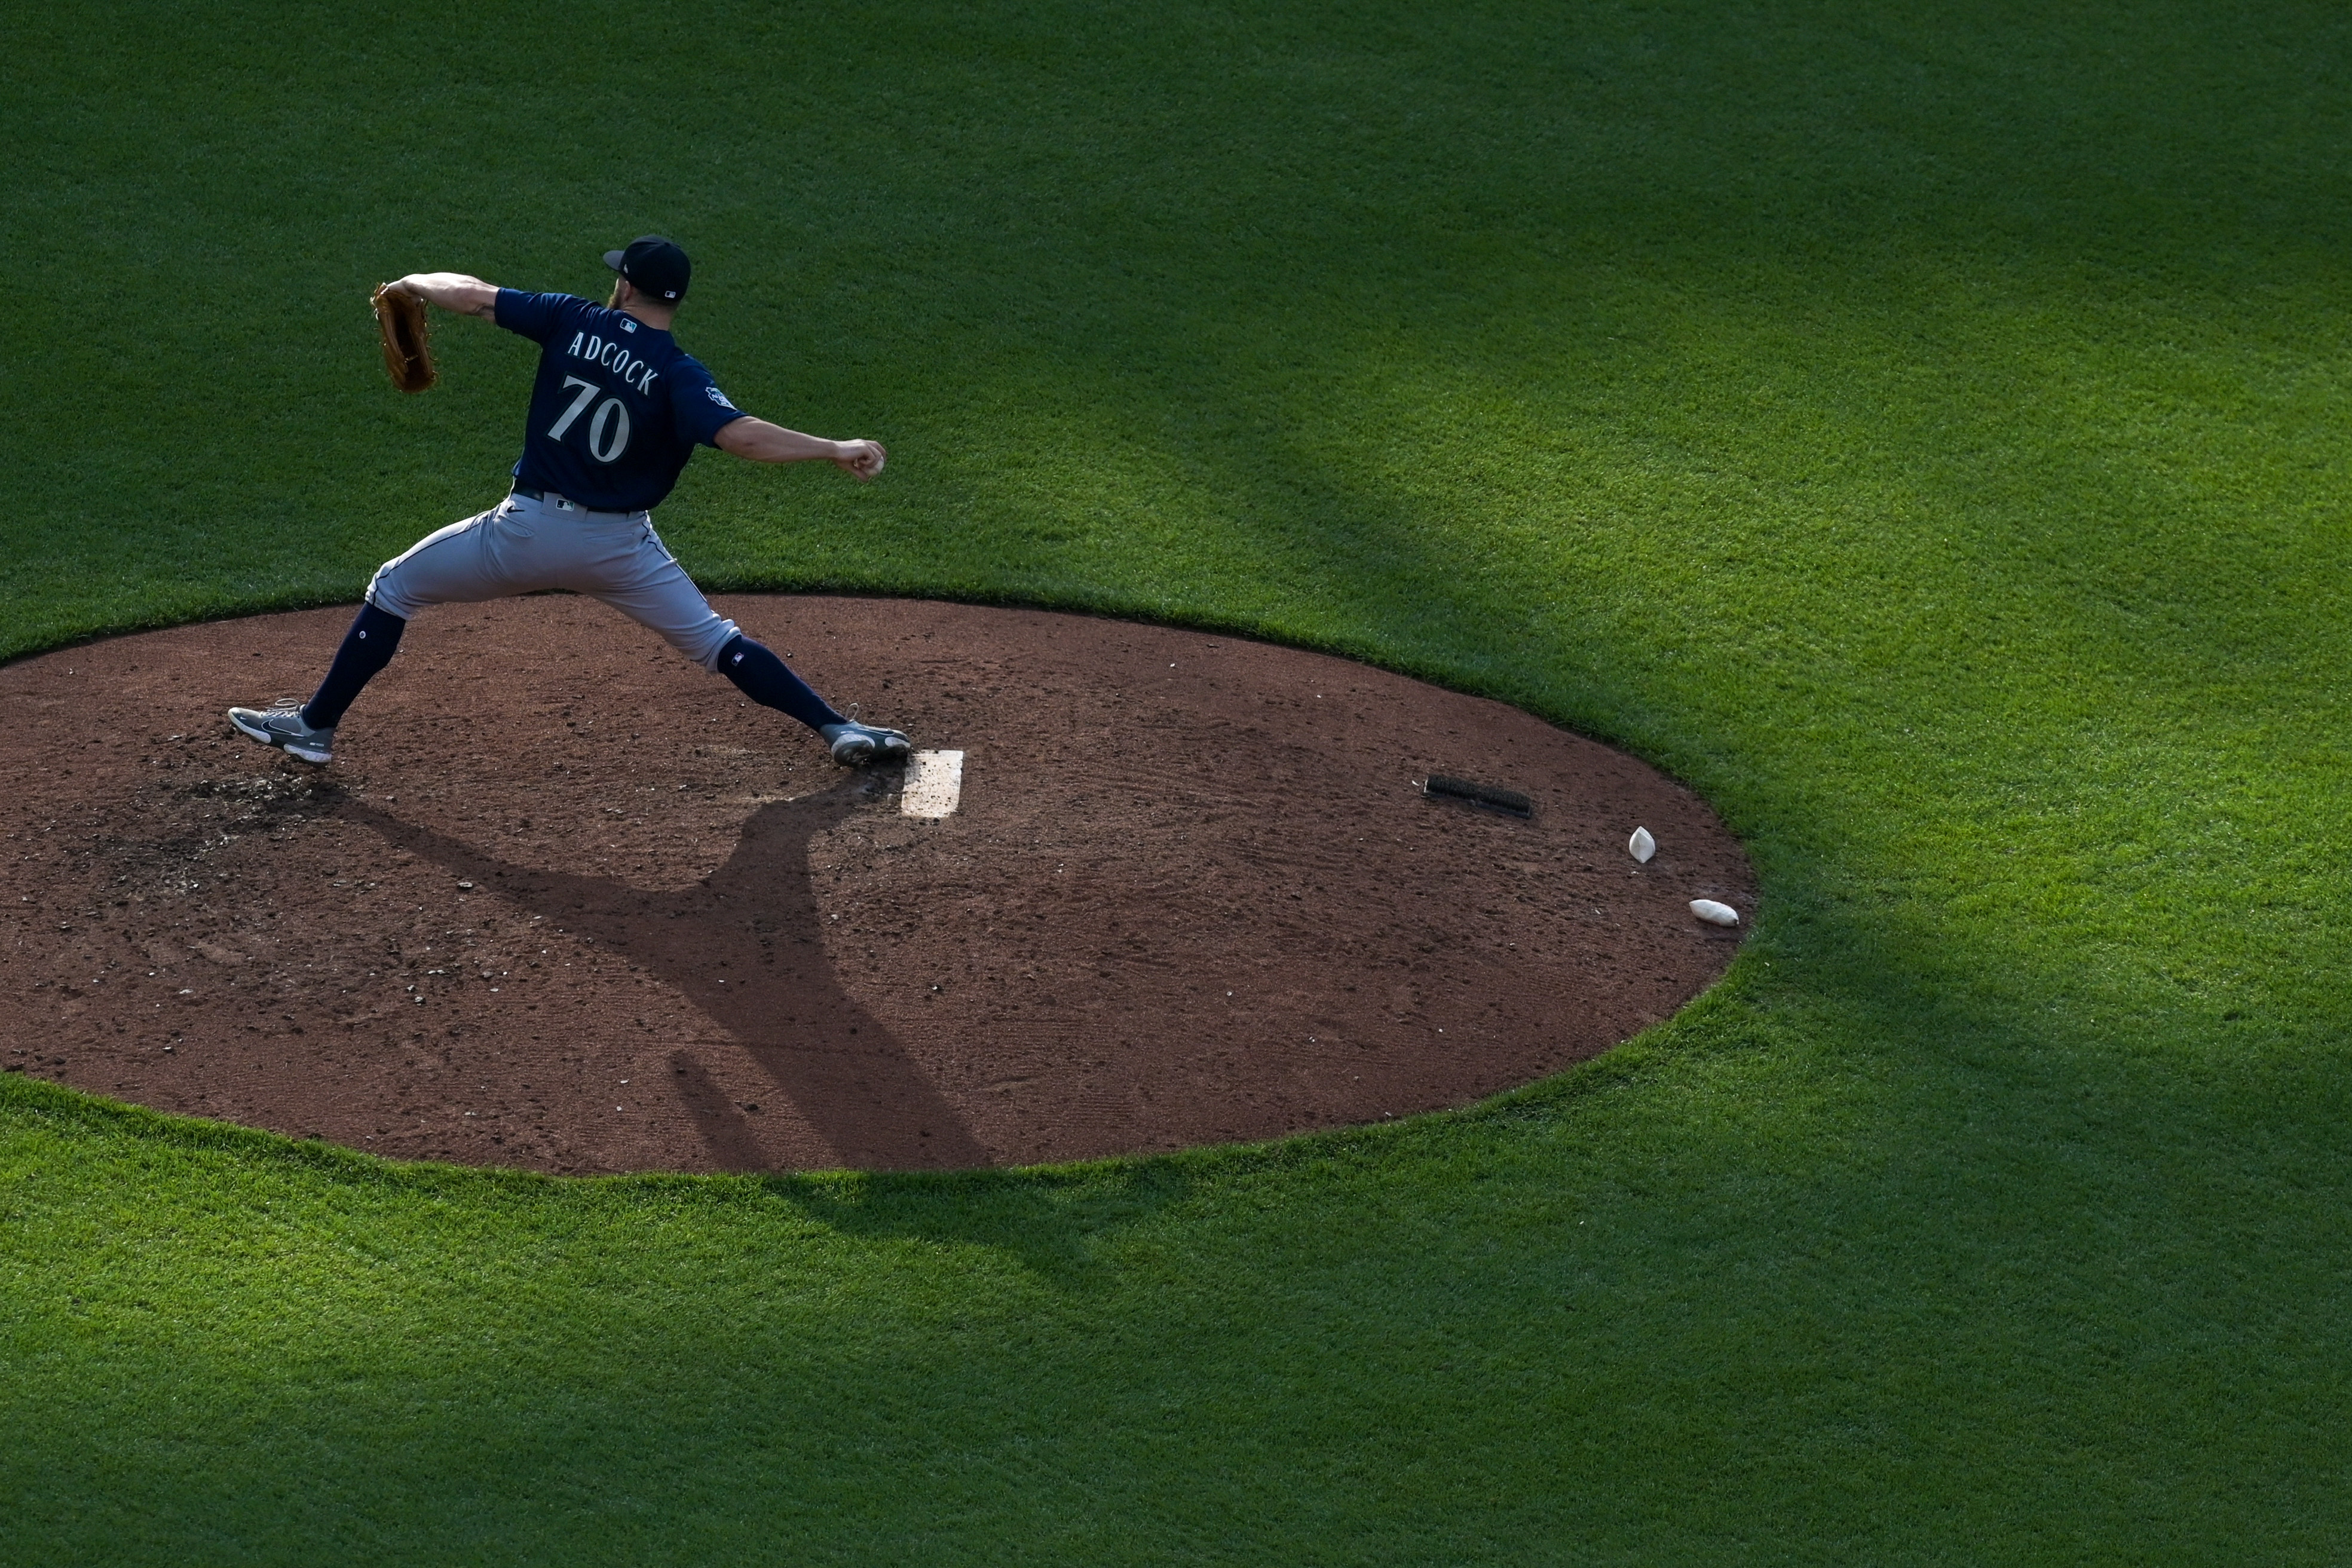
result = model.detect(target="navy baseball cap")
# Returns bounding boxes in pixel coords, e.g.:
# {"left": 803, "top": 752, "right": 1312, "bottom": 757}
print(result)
{"left": 604, "top": 235, "right": 690, "bottom": 302}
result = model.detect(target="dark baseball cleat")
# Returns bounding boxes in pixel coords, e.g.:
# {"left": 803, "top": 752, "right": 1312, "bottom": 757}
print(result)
{"left": 228, "top": 700, "right": 335, "bottom": 765}
{"left": 819, "top": 719, "right": 912, "bottom": 767}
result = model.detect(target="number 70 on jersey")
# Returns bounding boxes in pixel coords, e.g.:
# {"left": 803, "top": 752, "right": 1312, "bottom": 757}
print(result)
{"left": 550, "top": 375, "right": 632, "bottom": 462}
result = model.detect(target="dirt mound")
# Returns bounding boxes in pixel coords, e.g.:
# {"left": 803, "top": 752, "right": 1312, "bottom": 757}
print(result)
{"left": 0, "top": 596, "right": 1751, "bottom": 1172}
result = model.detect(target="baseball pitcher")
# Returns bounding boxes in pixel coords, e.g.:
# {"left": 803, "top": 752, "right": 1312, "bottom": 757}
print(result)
{"left": 229, "top": 235, "right": 913, "bottom": 768}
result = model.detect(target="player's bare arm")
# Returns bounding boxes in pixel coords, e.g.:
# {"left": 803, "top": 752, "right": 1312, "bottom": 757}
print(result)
{"left": 388, "top": 272, "right": 499, "bottom": 320}
{"left": 715, "top": 418, "right": 887, "bottom": 480}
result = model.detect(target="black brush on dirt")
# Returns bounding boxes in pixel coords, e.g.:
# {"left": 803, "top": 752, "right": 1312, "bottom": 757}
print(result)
{"left": 1423, "top": 775, "right": 1533, "bottom": 819}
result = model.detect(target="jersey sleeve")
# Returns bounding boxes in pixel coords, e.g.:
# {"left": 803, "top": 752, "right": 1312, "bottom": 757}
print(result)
{"left": 492, "top": 290, "right": 578, "bottom": 343}
{"left": 665, "top": 356, "right": 751, "bottom": 448}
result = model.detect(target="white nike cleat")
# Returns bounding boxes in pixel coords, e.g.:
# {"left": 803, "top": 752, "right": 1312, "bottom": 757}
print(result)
{"left": 818, "top": 719, "right": 912, "bottom": 767}
{"left": 228, "top": 700, "right": 335, "bottom": 764}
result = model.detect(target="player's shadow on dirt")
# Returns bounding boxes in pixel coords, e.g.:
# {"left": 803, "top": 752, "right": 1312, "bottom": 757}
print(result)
{"left": 334, "top": 779, "right": 987, "bottom": 1172}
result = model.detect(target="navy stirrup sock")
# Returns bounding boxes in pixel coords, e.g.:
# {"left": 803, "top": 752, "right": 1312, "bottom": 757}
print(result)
{"left": 718, "top": 636, "right": 845, "bottom": 730}
{"left": 302, "top": 604, "right": 407, "bottom": 729}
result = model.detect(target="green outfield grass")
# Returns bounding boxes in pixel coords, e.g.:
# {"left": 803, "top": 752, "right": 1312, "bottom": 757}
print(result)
{"left": 6, "top": 1, "right": 2351, "bottom": 1560}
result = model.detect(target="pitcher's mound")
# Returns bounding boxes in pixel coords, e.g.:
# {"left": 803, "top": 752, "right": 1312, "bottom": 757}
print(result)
{"left": 0, "top": 596, "right": 1753, "bottom": 1173}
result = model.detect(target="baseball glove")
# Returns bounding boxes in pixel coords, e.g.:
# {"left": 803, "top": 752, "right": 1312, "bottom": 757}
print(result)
{"left": 370, "top": 283, "right": 436, "bottom": 394}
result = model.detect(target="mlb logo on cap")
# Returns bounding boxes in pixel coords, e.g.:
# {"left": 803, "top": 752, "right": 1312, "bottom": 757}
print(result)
{"left": 605, "top": 235, "right": 690, "bottom": 302}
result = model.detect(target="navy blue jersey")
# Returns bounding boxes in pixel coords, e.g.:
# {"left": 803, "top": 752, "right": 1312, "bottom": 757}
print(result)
{"left": 494, "top": 290, "right": 749, "bottom": 512}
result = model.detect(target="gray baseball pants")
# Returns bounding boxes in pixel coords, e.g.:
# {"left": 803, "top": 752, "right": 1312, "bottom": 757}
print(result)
{"left": 366, "top": 491, "right": 740, "bottom": 670}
